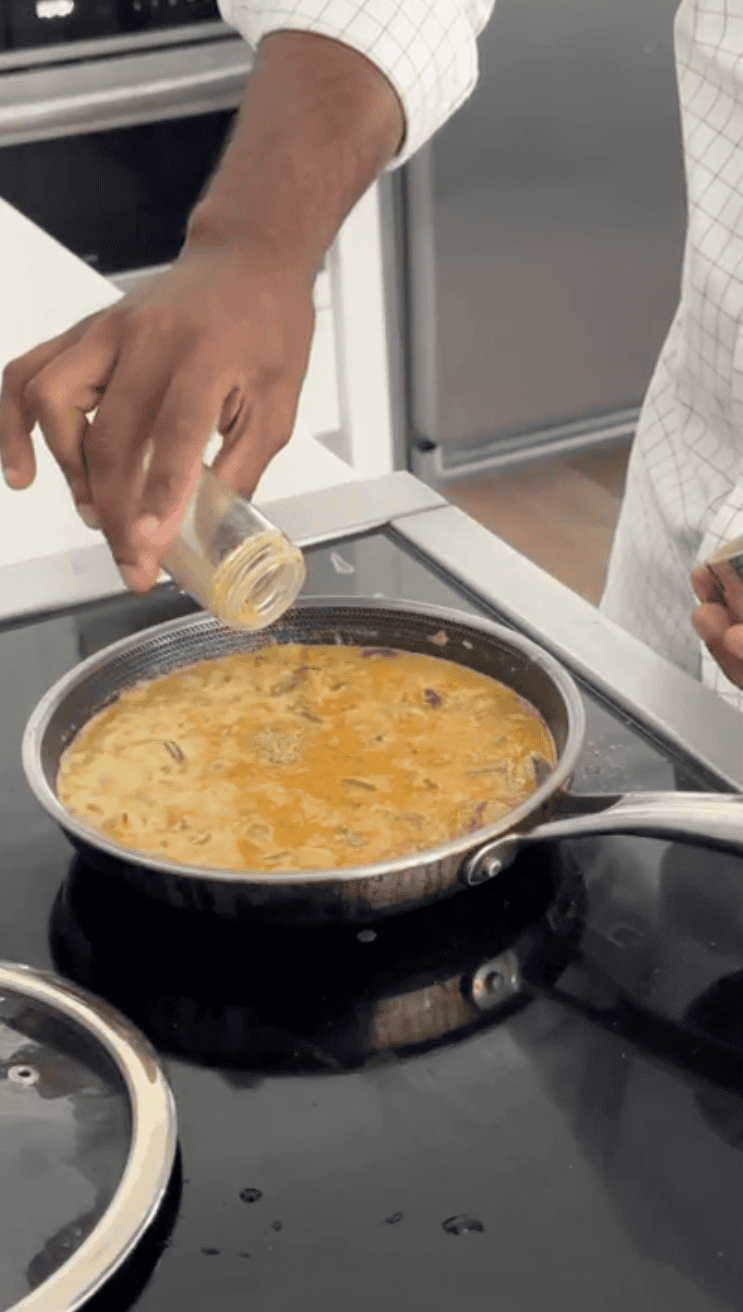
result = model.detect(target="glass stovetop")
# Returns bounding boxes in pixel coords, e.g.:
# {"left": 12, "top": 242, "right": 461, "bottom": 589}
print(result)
{"left": 1, "top": 528, "right": 742, "bottom": 1312}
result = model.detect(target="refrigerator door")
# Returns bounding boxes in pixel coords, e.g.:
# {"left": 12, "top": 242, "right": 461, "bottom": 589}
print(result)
{"left": 406, "top": 0, "right": 684, "bottom": 464}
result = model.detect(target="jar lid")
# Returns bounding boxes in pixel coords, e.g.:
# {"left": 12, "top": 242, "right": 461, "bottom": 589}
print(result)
{"left": 0, "top": 961, "right": 176, "bottom": 1312}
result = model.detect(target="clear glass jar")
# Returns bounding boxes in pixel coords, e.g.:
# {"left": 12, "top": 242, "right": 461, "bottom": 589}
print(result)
{"left": 161, "top": 464, "right": 306, "bottom": 630}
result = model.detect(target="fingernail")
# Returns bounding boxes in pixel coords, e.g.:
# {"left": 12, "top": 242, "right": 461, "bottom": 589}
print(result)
{"left": 77, "top": 503, "right": 101, "bottom": 530}
{"left": 2, "top": 466, "right": 22, "bottom": 488}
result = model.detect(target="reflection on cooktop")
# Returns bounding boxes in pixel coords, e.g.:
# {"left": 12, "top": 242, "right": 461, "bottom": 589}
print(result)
{"left": 685, "top": 974, "right": 743, "bottom": 1152}
{"left": 49, "top": 846, "right": 575, "bottom": 1075}
{"left": 48, "top": 841, "right": 743, "bottom": 1114}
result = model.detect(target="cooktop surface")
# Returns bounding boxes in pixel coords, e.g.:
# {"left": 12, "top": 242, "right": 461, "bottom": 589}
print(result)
{"left": 1, "top": 528, "right": 741, "bottom": 1312}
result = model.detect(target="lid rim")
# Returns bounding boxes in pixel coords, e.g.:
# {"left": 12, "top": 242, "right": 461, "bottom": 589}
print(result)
{"left": 0, "top": 961, "right": 177, "bottom": 1312}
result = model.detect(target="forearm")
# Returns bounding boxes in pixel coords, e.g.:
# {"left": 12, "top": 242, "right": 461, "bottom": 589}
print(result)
{"left": 186, "top": 30, "right": 405, "bottom": 278}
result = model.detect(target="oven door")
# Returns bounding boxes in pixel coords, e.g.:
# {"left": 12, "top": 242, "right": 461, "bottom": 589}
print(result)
{"left": 0, "top": 28, "right": 251, "bottom": 286}
{"left": 0, "top": 109, "right": 243, "bottom": 288}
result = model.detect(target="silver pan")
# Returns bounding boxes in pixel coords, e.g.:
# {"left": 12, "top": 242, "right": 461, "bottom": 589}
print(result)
{"left": 22, "top": 598, "right": 743, "bottom": 925}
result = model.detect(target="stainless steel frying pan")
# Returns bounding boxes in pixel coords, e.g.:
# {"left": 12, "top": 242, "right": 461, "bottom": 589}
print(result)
{"left": 22, "top": 598, "right": 743, "bottom": 925}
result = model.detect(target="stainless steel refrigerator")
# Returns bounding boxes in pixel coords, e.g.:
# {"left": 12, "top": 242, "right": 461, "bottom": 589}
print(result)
{"left": 401, "top": 0, "right": 685, "bottom": 482}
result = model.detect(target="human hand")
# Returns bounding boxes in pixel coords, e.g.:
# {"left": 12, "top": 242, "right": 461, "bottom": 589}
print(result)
{"left": 0, "top": 24, "right": 404, "bottom": 594}
{"left": 0, "top": 243, "right": 315, "bottom": 591}
{"left": 690, "top": 564, "right": 743, "bottom": 689}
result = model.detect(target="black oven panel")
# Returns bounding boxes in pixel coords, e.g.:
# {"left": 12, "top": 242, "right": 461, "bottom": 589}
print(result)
{"left": 3, "top": 0, "right": 221, "bottom": 50}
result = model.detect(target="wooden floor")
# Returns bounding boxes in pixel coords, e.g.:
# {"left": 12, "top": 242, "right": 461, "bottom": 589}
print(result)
{"left": 445, "top": 439, "right": 632, "bottom": 606}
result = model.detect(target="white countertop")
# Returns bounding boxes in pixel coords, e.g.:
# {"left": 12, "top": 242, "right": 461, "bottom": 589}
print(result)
{"left": 0, "top": 197, "right": 359, "bottom": 572}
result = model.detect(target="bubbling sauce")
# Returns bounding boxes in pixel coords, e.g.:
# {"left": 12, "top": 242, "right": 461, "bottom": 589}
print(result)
{"left": 57, "top": 644, "right": 557, "bottom": 872}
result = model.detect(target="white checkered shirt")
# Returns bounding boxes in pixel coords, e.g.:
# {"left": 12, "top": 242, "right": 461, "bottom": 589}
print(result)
{"left": 219, "top": 0, "right": 743, "bottom": 713}
{"left": 216, "top": 0, "right": 495, "bottom": 166}
{"left": 602, "top": 0, "right": 743, "bottom": 714}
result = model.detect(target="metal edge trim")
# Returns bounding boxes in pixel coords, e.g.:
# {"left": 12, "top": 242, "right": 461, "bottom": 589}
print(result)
{"left": 0, "top": 472, "right": 447, "bottom": 625}
{"left": 403, "top": 142, "right": 438, "bottom": 445}
{"left": 0, "top": 961, "right": 177, "bottom": 1312}
{"left": 0, "top": 23, "right": 237, "bottom": 74}
{"left": 431, "top": 412, "right": 639, "bottom": 483}
{"left": 21, "top": 596, "right": 587, "bottom": 887}
{"left": 427, "top": 414, "right": 637, "bottom": 482}
{"left": 375, "top": 171, "right": 410, "bottom": 474}
{"left": 259, "top": 470, "right": 448, "bottom": 545}
{"left": 0, "top": 92, "right": 243, "bottom": 148}
{"left": 411, "top": 415, "right": 639, "bottom": 490}
{"left": 0, "top": 40, "right": 251, "bottom": 145}
{"left": 392, "top": 505, "right": 743, "bottom": 791}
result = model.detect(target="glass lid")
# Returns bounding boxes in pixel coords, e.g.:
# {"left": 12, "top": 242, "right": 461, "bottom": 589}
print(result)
{"left": 0, "top": 962, "right": 176, "bottom": 1312}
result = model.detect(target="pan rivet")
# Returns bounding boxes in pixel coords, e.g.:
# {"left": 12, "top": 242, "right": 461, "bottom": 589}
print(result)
{"left": 7, "top": 1065, "right": 40, "bottom": 1086}
{"left": 467, "top": 855, "right": 503, "bottom": 886}
{"left": 485, "top": 856, "right": 504, "bottom": 878}
{"left": 484, "top": 970, "right": 504, "bottom": 993}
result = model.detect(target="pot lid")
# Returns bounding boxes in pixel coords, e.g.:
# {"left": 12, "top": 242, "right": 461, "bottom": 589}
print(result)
{"left": 0, "top": 961, "right": 177, "bottom": 1312}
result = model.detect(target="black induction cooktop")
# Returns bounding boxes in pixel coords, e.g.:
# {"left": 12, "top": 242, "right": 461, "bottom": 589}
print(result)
{"left": 1, "top": 529, "right": 742, "bottom": 1312}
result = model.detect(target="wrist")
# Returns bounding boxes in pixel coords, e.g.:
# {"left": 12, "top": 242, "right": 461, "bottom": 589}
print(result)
{"left": 184, "top": 202, "right": 322, "bottom": 284}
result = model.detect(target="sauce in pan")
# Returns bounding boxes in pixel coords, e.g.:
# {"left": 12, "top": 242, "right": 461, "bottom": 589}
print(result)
{"left": 57, "top": 645, "right": 556, "bottom": 872}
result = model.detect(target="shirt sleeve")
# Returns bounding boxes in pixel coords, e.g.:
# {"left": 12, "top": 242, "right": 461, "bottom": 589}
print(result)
{"left": 216, "top": 0, "right": 497, "bottom": 168}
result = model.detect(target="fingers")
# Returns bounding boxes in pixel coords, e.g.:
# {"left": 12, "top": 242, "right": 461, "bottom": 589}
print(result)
{"left": 121, "top": 359, "right": 234, "bottom": 586}
{"left": 27, "top": 343, "right": 120, "bottom": 509}
{"left": 211, "top": 386, "right": 297, "bottom": 498}
{"left": 129, "top": 451, "right": 204, "bottom": 594}
{"left": 0, "top": 314, "right": 104, "bottom": 492}
{"left": 692, "top": 600, "right": 731, "bottom": 646}
{"left": 723, "top": 623, "right": 743, "bottom": 661}
{"left": 136, "top": 372, "right": 224, "bottom": 524}
{"left": 690, "top": 564, "right": 724, "bottom": 606}
{"left": 82, "top": 344, "right": 186, "bottom": 565}
{"left": 0, "top": 357, "right": 37, "bottom": 488}
{"left": 691, "top": 602, "right": 743, "bottom": 689}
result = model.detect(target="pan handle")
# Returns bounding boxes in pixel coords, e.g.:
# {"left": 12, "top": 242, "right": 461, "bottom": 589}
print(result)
{"left": 463, "top": 792, "right": 743, "bottom": 886}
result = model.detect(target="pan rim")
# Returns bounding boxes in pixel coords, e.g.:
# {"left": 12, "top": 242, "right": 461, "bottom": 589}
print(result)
{"left": 22, "top": 596, "right": 587, "bottom": 887}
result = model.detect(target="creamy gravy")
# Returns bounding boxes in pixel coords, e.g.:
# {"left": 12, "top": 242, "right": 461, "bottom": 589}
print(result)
{"left": 57, "top": 644, "right": 557, "bottom": 872}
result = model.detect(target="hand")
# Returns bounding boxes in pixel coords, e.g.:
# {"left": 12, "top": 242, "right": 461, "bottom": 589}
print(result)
{"left": 690, "top": 564, "right": 743, "bottom": 689}
{"left": 0, "top": 28, "right": 403, "bottom": 594}
{"left": 0, "top": 242, "right": 315, "bottom": 591}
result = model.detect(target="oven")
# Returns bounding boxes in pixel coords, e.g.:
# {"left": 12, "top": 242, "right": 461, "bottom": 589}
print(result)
{"left": 0, "top": 0, "right": 249, "bottom": 289}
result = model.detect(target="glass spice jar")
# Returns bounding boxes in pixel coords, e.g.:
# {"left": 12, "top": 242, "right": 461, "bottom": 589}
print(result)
{"left": 160, "top": 463, "right": 306, "bottom": 630}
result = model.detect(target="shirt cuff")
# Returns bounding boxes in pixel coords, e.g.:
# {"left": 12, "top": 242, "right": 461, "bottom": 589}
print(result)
{"left": 217, "top": 0, "right": 483, "bottom": 168}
